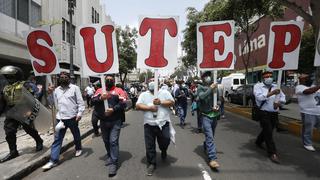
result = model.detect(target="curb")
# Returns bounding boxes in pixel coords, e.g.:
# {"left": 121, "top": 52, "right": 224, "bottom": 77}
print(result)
{"left": 6, "top": 128, "right": 94, "bottom": 180}
{"left": 225, "top": 105, "right": 320, "bottom": 142}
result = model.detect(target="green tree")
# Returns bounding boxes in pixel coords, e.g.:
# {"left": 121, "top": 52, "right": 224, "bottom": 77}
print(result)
{"left": 116, "top": 26, "right": 138, "bottom": 85}
{"left": 298, "top": 28, "right": 315, "bottom": 73}
{"left": 139, "top": 70, "right": 153, "bottom": 83}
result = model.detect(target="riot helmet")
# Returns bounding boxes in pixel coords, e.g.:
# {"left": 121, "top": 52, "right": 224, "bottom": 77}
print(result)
{"left": 0, "top": 66, "right": 24, "bottom": 84}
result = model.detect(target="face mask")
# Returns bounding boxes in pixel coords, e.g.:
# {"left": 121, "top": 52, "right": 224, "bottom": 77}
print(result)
{"left": 106, "top": 79, "right": 114, "bottom": 89}
{"left": 59, "top": 78, "right": 70, "bottom": 86}
{"left": 204, "top": 76, "right": 211, "bottom": 84}
{"left": 264, "top": 77, "right": 273, "bottom": 86}
{"left": 148, "top": 83, "right": 155, "bottom": 92}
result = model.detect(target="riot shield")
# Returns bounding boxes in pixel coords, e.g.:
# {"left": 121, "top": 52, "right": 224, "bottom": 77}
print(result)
{"left": 6, "top": 88, "right": 52, "bottom": 133}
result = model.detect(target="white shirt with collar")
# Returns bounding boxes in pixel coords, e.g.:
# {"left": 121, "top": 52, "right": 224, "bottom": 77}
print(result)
{"left": 136, "top": 89, "right": 174, "bottom": 128}
{"left": 295, "top": 84, "right": 320, "bottom": 115}
{"left": 54, "top": 84, "right": 85, "bottom": 120}
{"left": 253, "top": 82, "right": 286, "bottom": 112}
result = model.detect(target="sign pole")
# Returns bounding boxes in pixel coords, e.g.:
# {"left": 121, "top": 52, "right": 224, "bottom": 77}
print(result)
{"left": 154, "top": 69, "right": 159, "bottom": 96}
{"left": 213, "top": 70, "right": 217, "bottom": 107}
{"left": 46, "top": 75, "right": 56, "bottom": 133}
{"left": 100, "top": 75, "right": 109, "bottom": 110}
{"left": 275, "top": 70, "right": 283, "bottom": 102}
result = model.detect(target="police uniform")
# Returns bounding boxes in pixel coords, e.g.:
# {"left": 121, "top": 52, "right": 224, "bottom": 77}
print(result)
{"left": 0, "top": 66, "right": 43, "bottom": 163}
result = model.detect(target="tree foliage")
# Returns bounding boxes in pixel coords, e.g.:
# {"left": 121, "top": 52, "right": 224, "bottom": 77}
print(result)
{"left": 116, "top": 26, "right": 138, "bottom": 85}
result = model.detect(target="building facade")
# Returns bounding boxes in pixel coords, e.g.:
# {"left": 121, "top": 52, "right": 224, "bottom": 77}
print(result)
{"left": 0, "top": 0, "right": 110, "bottom": 89}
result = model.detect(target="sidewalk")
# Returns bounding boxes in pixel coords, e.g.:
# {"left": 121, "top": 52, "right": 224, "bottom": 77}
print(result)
{"left": 225, "top": 102, "right": 320, "bottom": 142}
{"left": 0, "top": 109, "right": 94, "bottom": 180}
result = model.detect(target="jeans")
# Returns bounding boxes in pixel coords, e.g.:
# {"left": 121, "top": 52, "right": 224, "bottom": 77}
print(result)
{"left": 144, "top": 122, "right": 170, "bottom": 166}
{"left": 256, "top": 111, "right": 277, "bottom": 155}
{"left": 50, "top": 118, "right": 82, "bottom": 163}
{"left": 202, "top": 115, "right": 218, "bottom": 161}
{"left": 196, "top": 109, "right": 202, "bottom": 129}
{"left": 177, "top": 105, "right": 187, "bottom": 124}
{"left": 220, "top": 101, "right": 225, "bottom": 116}
{"left": 301, "top": 113, "right": 320, "bottom": 146}
{"left": 100, "top": 120, "right": 121, "bottom": 165}
{"left": 91, "top": 112, "right": 100, "bottom": 134}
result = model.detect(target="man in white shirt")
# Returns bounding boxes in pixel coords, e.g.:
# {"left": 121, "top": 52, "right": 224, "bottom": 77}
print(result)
{"left": 295, "top": 74, "right": 320, "bottom": 152}
{"left": 253, "top": 71, "right": 286, "bottom": 164}
{"left": 84, "top": 83, "right": 95, "bottom": 108}
{"left": 42, "top": 72, "right": 85, "bottom": 170}
{"left": 130, "top": 85, "right": 138, "bottom": 109}
{"left": 136, "top": 82, "right": 174, "bottom": 176}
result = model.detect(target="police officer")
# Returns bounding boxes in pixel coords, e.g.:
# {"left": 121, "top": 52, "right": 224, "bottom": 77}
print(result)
{"left": 253, "top": 71, "right": 286, "bottom": 164}
{"left": 0, "top": 66, "right": 43, "bottom": 163}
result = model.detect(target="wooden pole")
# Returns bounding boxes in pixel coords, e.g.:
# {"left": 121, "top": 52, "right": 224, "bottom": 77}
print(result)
{"left": 100, "top": 75, "right": 109, "bottom": 109}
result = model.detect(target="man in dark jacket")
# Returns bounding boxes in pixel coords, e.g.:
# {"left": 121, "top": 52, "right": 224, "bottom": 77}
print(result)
{"left": 91, "top": 75, "right": 125, "bottom": 177}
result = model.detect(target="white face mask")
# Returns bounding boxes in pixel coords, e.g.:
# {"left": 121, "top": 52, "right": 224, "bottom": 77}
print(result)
{"left": 264, "top": 77, "right": 273, "bottom": 85}
{"left": 204, "top": 76, "right": 211, "bottom": 84}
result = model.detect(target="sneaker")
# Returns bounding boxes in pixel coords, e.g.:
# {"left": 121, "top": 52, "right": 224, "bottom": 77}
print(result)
{"left": 221, "top": 115, "right": 226, "bottom": 119}
{"left": 209, "top": 160, "right": 220, "bottom": 169}
{"left": 304, "top": 145, "right": 316, "bottom": 152}
{"left": 42, "top": 161, "right": 57, "bottom": 170}
{"left": 161, "top": 151, "right": 167, "bottom": 161}
{"left": 75, "top": 150, "right": 82, "bottom": 157}
{"left": 108, "top": 164, "right": 117, "bottom": 177}
{"left": 147, "top": 164, "right": 155, "bottom": 176}
{"left": 269, "top": 154, "right": 280, "bottom": 164}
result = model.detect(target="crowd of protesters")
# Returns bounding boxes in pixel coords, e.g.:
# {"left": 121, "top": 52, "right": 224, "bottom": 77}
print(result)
{"left": 1, "top": 68, "right": 320, "bottom": 177}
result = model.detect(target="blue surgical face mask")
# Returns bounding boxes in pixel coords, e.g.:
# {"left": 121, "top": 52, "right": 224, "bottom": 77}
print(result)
{"left": 264, "top": 77, "right": 273, "bottom": 86}
{"left": 148, "top": 83, "right": 155, "bottom": 92}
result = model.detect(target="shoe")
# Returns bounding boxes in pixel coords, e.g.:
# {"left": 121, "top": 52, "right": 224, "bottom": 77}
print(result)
{"left": 221, "top": 115, "right": 225, "bottom": 119}
{"left": 161, "top": 151, "right": 167, "bottom": 161}
{"left": 0, "top": 151, "right": 19, "bottom": 163}
{"left": 108, "top": 164, "right": 117, "bottom": 177}
{"left": 36, "top": 140, "right": 44, "bottom": 152}
{"left": 92, "top": 132, "right": 100, "bottom": 137}
{"left": 75, "top": 150, "right": 82, "bottom": 157}
{"left": 147, "top": 164, "right": 155, "bottom": 176}
{"left": 105, "top": 157, "right": 112, "bottom": 166}
{"left": 269, "top": 154, "right": 280, "bottom": 164}
{"left": 209, "top": 160, "right": 220, "bottom": 169}
{"left": 197, "top": 128, "right": 202, "bottom": 133}
{"left": 42, "top": 161, "right": 57, "bottom": 170}
{"left": 304, "top": 145, "right": 316, "bottom": 152}
{"left": 276, "top": 128, "right": 288, "bottom": 133}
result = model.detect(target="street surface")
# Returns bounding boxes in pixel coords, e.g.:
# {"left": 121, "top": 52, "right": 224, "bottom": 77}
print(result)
{"left": 24, "top": 110, "right": 320, "bottom": 180}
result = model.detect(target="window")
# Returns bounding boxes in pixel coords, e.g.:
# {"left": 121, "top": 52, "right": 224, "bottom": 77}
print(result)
{"left": 233, "top": 79, "right": 239, "bottom": 85}
{"left": 30, "top": 2, "right": 41, "bottom": 27}
{"left": 66, "top": 21, "right": 70, "bottom": 43}
{"left": 0, "top": 0, "right": 15, "bottom": 18}
{"left": 62, "top": 18, "right": 65, "bottom": 41}
{"left": 240, "top": 79, "right": 245, "bottom": 84}
{"left": 91, "top": 7, "right": 94, "bottom": 23}
{"left": 17, "top": 0, "right": 29, "bottom": 24}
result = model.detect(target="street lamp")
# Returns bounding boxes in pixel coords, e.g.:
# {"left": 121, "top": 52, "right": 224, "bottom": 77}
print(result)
{"left": 68, "top": 0, "right": 76, "bottom": 83}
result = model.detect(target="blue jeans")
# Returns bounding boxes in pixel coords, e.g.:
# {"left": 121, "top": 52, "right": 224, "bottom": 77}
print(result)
{"left": 220, "top": 101, "right": 225, "bottom": 116}
{"left": 202, "top": 115, "right": 218, "bottom": 161}
{"left": 301, "top": 113, "right": 320, "bottom": 146}
{"left": 177, "top": 105, "right": 187, "bottom": 124}
{"left": 100, "top": 120, "right": 121, "bottom": 165}
{"left": 50, "top": 118, "right": 82, "bottom": 163}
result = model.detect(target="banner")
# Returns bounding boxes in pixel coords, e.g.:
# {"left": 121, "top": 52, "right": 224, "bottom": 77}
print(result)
{"left": 197, "top": 20, "right": 235, "bottom": 70}
{"left": 314, "top": 31, "right": 320, "bottom": 67}
{"left": 267, "top": 21, "right": 304, "bottom": 70}
{"left": 79, "top": 23, "right": 119, "bottom": 76}
{"left": 25, "top": 28, "right": 60, "bottom": 76}
{"left": 137, "top": 16, "right": 179, "bottom": 70}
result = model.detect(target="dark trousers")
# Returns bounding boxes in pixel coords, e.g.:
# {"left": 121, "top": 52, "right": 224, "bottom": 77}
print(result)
{"left": 4, "top": 118, "right": 42, "bottom": 152}
{"left": 144, "top": 122, "right": 170, "bottom": 166}
{"left": 131, "top": 97, "right": 137, "bottom": 109}
{"left": 86, "top": 95, "right": 92, "bottom": 108}
{"left": 256, "top": 111, "right": 278, "bottom": 155}
{"left": 100, "top": 119, "right": 121, "bottom": 165}
{"left": 91, "top": 112, "right": 100, "bottom": 134}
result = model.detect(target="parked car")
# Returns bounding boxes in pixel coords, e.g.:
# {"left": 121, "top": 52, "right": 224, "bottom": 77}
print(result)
{"left": 227, "top": 84, "right": 255, "bottom": 106}
{"left": 221, "top": 73, "right": 246, "bottom": 98}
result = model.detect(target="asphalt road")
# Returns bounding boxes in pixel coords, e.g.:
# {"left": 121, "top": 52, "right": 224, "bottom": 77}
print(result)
{"left": 24, "top": 110, "right": 320, "bottom": 180}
